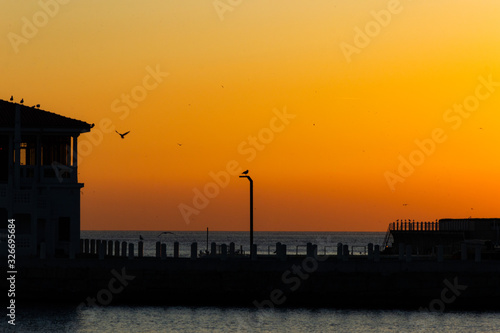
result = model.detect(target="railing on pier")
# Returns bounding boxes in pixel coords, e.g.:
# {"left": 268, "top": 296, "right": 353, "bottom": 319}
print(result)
{"left": 389, "top": 220, "right": 440, "bottom": 232}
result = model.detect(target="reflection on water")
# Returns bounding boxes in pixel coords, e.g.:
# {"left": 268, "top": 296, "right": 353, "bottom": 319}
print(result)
{"left": 7, "top": 304, "right": 500, "bottom": 333}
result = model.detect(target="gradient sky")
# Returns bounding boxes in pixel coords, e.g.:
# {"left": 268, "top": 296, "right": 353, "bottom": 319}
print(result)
{"left": 2, "top": 1, "right": 500, "bottom": 231}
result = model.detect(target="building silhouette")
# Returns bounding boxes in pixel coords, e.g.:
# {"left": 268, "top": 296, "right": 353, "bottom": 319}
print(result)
{"left": 0, "top": 99, "right": 91, "bottom": 257}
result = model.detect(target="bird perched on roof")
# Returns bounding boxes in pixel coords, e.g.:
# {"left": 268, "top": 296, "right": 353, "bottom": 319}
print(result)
{"left": 10, "top": 96, "right": 13, "bottom": 101}
{"left": 242, "top": 170, "right": 249, "bottom": 175}
{"left": 115, "top": 130, "right": 130, "bottom": 139}
{"left": 20, "top": 98, "right": 24, "bottom": 104}
{"left": 90, "top": 123, "right": 95, "bottom": 128}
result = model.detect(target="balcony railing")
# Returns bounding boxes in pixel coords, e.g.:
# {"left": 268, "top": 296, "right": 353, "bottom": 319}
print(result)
{"left": 19, "top": 164, "right": 77, "bottom": 185}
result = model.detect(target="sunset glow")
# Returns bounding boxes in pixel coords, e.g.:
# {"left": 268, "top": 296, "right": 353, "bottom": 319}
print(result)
{"left": 3, "top": 1, "right": 500, "bottom": 231}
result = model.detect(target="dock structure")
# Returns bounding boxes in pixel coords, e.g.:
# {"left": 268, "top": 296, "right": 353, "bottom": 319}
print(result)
{"left": 383, "top": 218, "right": 500, "bottom": 256}
{"left": 7, "top": 238, "right": 500, "bottom": 310}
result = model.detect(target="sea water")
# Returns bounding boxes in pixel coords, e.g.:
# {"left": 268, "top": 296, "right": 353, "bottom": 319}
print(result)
{"left": 5, "top": 231, "right": 500, "bottom": 333}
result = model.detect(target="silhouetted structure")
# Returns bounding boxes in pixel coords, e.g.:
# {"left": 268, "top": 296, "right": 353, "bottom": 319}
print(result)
{"left": 0, "top": 99, "right": 91, "bottom": 257}
{"left": 384, "top": 218, "right": 500, "bottom": 255}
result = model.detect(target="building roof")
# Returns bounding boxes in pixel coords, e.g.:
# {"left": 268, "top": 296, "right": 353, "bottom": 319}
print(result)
{"left": 0, "top": 99, "right": 91, "bottom": 132}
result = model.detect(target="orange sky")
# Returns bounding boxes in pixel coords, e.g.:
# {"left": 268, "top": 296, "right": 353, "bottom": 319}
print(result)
{"left": 2, "top": 1, "right": 500, "bottom": 231}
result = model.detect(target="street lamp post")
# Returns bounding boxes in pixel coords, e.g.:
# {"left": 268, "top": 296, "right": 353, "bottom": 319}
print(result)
{"left": 239, "top": 175, "right": 253, "bottom": 255}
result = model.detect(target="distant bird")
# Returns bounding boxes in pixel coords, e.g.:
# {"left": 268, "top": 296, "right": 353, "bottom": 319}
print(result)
{"left": 139, "top": 235, "right": 144, "bottom": 240}
{"left": 20, "top": 98, "right": 24, "bottom": 104}
{"left": 36, "top": 104, "right": 40, "bottom": 108}
{"left": 242, "top": 170, "right": 249, "bottom": 175}
{"left": 221, "top": 85, "right": 224, "bottom": 88}
{"left": 10, "top": 96, "right": 13, "bottom": 101}
{"left": 115, "top": 130, "right": 130, "bottom": 139}
{"left": 177, "top": 143, "right": 182, "bottom": 146}
{"left": 157, "top": 231, "right": 174, "bottom": 237}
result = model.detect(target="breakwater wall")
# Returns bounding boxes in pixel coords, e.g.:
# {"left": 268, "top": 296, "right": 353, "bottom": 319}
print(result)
{"left": 5, "top": 240, "right": 500, "bottom": 310}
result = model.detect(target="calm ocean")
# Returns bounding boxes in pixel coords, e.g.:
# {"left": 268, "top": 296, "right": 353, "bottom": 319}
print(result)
{"left": 6, "top": 231, "right": 500, "bottom": 333}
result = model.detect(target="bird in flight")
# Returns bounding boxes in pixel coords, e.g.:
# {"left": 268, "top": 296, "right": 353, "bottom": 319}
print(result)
{"left": 116, "top": 130, "right": 130, "bottom": 139}
{"left": 158, "top": 231, "right": 174, "bottom": 237}
{"left": 177, "top": 143, "right": 182, "bottom": 146}
{"left": 242, "top": 170, "right": 249, "bottom": 175}
{"left": 10, "top": 96, "right": 13, "bottom": 101}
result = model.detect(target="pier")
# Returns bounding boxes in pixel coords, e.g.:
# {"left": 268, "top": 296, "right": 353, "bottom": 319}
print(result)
{"left": 5, "top": 237, "right": 500, "bottom": 310}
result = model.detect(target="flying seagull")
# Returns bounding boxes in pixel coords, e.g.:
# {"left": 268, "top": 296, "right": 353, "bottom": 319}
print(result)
{"left": 157, "top": 231, "right": 174, "bottom": 237}
{"left": 115, "top": 130, "right": 130, "bottom": 139}
{"left": 241, "top": 170, "right": 249, "bottom": 175}
{"left": 10, "top": 96, "right": 13, "bottom": 101}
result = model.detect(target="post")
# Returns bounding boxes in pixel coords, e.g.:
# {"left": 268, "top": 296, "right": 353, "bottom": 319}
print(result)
{"left": 161, "top": 244, "right": 167, "bottom": 260}
{"left": 114, "top": 240, "right": 120, "bottom": 257}
{"left": 84, "top": 239, "right": 89, "bottom": 254}
{"left": 239, "top": 175, "right": 253, "bottom": 256}
{"left": 128, "top": 243, "right": 134, "bottom": 259}
{"left": 279, "top": 244, "right": 286, "bottom": 261}
{"left": 229, "top": 242, "right": 235, "bottom": 256}
{"left": 307, "top": 242, "right": 313, "bottom": 258}
{"left": 108, "top": 240, "right": 113, "bottom": 256}
{"left": 121, "top": 241, "right": 127, "bottom": 257}
{"left": 221, "top": 244, "right": 228, "bottom": 260}
{"left": 174, "top": 241, "right": 179, "bottom": 258}
{"left": 98, "top": 243, "right": 105, "bottom": 260}
{"left": 156, "top": 241, "right": 161, "bottom": 258}
{"left": 337, "top": 243, "right": 343, "bottom": 259}
{"left": 368, "top": 243, "right": 374, "bottom": 260}
{"left": 251, "top": 244, "right": 257, "bottom": 261}
{"left": 191, "top": 242, "right": 197, "bottom": 260}
{"left": 211, "top": 242, "right": 217, "bottom": 256}
{"left": 90, "top": 239, "right": 96, "bottom": 255}
{"left": 138, "top": 241, "right": 144, "bottom": 258}
{"left": 374, "top": 245, "right": 380, "bottom": 262}
{"left": 342, "top": 244, "right": 349, "bottom": 261}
